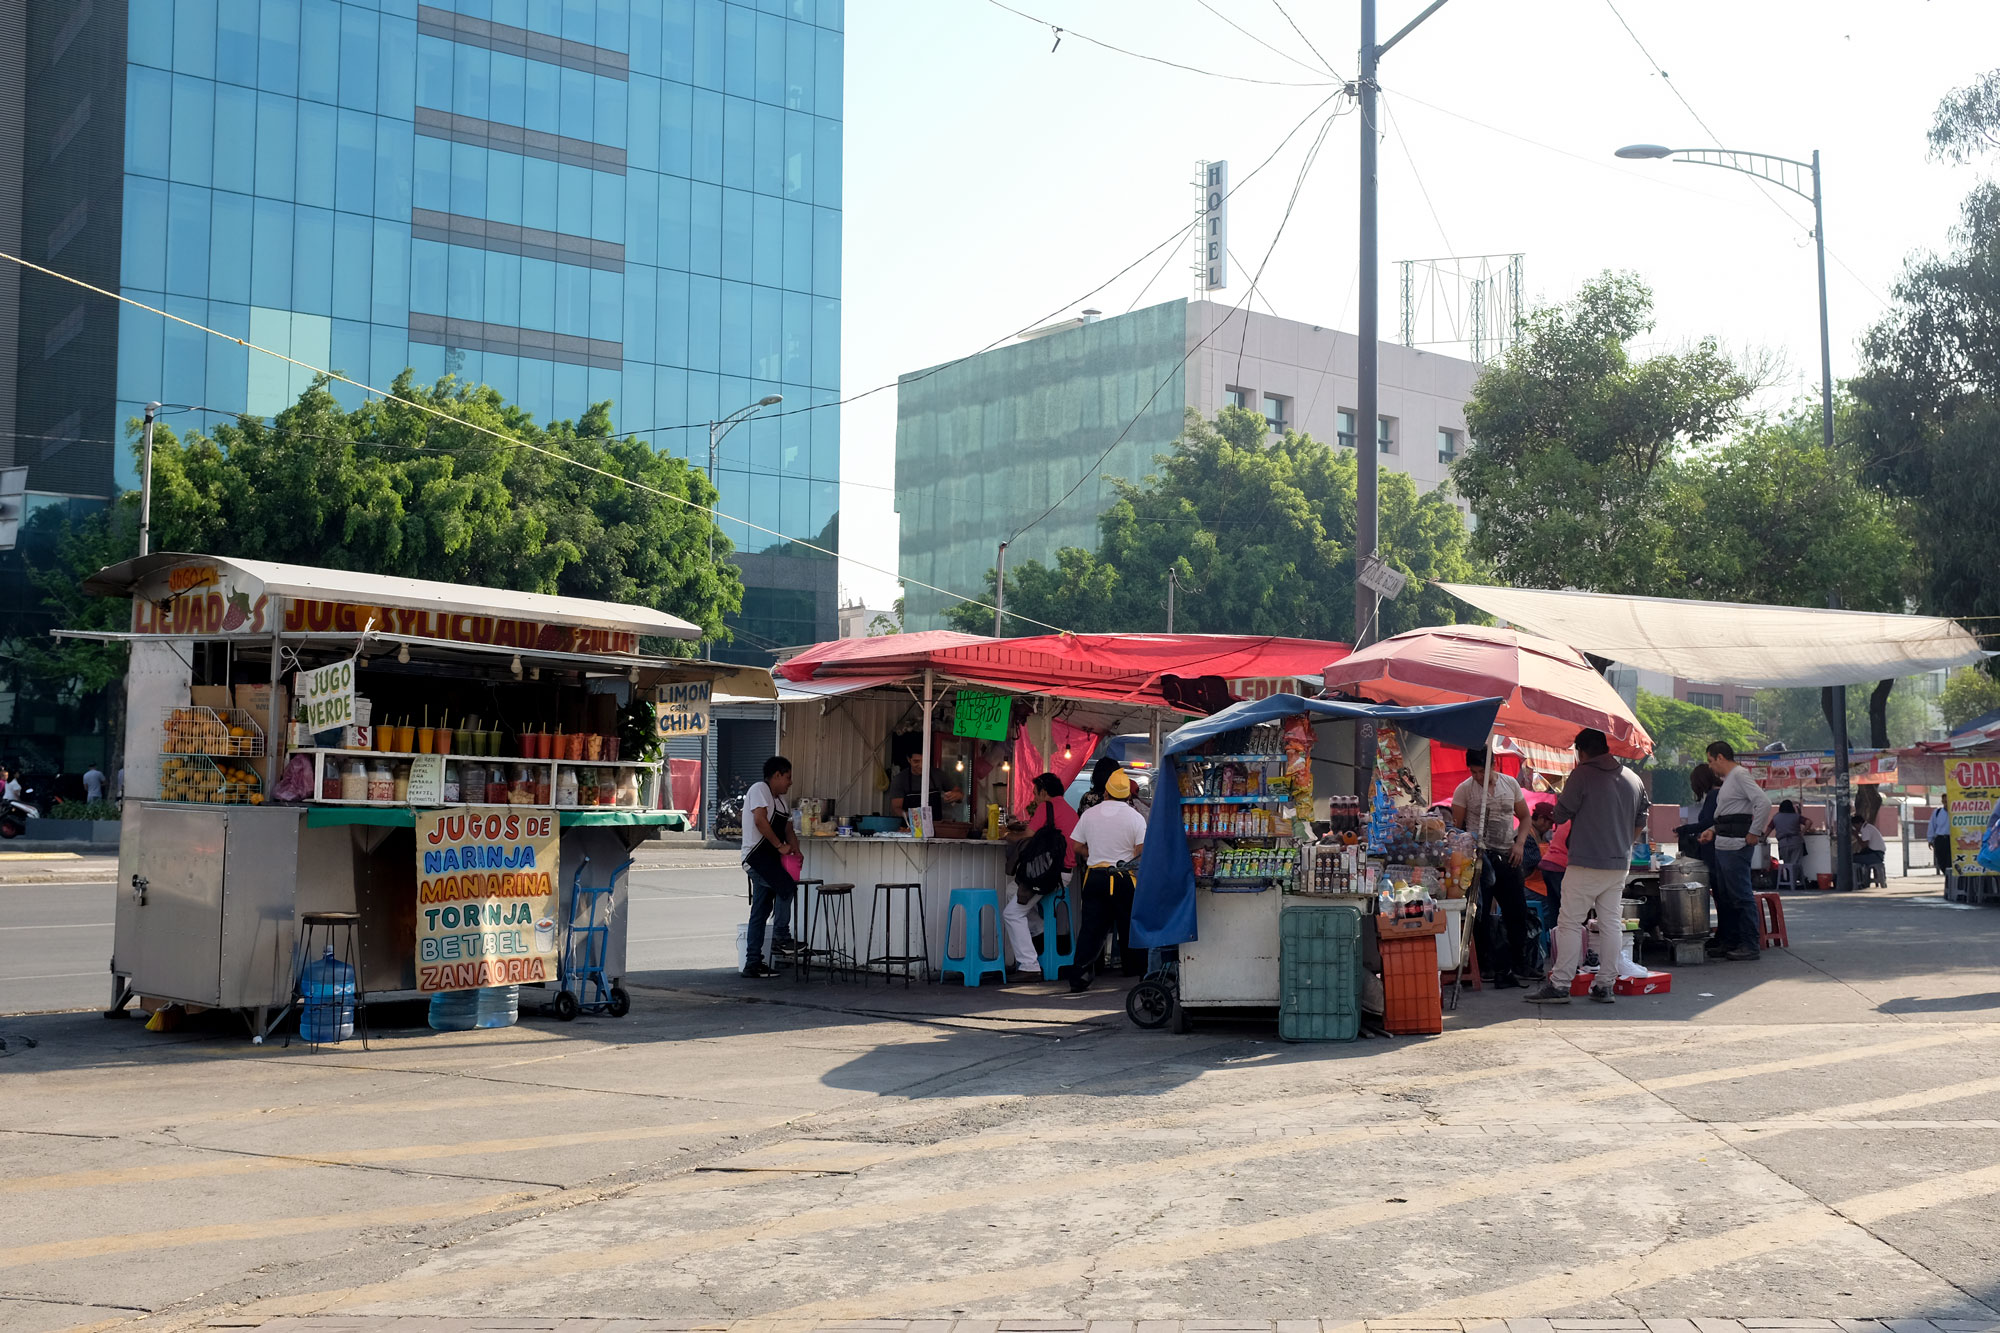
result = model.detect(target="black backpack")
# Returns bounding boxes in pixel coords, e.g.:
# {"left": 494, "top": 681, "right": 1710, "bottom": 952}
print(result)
{"left": 1009, "top": 802, "right": 1067, "bottom": 893}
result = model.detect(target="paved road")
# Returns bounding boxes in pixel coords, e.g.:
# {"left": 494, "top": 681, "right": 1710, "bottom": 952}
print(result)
{"left": 8, "top": 873, "right": 2000, "bottom": 1331}
{"left": 0, "top": 854, "right": 750, "bottom": 1016}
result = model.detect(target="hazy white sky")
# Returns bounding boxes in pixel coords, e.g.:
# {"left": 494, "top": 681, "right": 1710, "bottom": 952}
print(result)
{"left": 833, "top": 0, "right": 2000, "bottom": 610}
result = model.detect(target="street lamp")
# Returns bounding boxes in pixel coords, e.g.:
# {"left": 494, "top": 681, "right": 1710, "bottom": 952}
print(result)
{"left": 1616, "top": 142, "right": 1856, "bottom": 894}
{"left": 701, "top": 394, "right": 781, "bottom": 839}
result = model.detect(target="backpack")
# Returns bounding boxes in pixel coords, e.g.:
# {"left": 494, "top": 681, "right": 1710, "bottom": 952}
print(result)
{"left": 1009, "top": 802, "right": 1067, "bottom": 893}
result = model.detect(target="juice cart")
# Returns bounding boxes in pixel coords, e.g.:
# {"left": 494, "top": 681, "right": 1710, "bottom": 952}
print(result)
{"left": 69, "top": 553, "right": 727, "bottom": 1033}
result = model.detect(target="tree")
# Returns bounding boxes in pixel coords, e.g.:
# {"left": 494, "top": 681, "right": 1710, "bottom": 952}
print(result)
{"left": 1752, "top": 679, "right": 1937, "bottom": 751}
{"left": 1454, "top": 272, "right": 1758, "bottom": 594}
{"left": 1634, "top": 689, "right": 1758, "bottom": 774}
{"left": 944, "top": 406, "right": 1480, "bottom": 639}
{"left": 1938, "top": 667, "right": 2000, "bottom": 731}
{"left": 135, "top": 373, "right": 741, "bottom": 639}
{"left": 868, "top": 596, "right": 905, "bottom": 636}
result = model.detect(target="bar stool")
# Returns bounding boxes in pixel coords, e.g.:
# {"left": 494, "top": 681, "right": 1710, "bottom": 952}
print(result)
{"left": 940, "top": 889, "right": 1007, "bottom": 987}
{"left": 1038, "top": 886, "right": 1077, "bottom": 979}
{"left": 792, "top": 878, "right": 824, "bottom": 979}
{"left": 1754, "top": 891, "right": 1789, "bottom": 950}
{"left": 810, "top": 882, "right": 859, "bottom": 982}
{"left": 286, "top": 911, "right": 368, "bottom": 1049}
{"left": 868, "top": 882, "right": 930, "bottom": 986}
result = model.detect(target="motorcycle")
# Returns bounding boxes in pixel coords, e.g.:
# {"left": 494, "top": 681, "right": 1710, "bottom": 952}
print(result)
{"left": 0, "top": 791, "right": 40, "bottom": 838}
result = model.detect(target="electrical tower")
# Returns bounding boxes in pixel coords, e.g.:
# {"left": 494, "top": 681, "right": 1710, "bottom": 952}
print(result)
{"left": 1396, "top": 253, "right": 1524, "bottom": 362}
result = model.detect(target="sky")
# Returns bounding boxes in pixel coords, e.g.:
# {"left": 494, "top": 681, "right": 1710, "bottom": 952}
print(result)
{"left": 832, "top": 0, "right": 2000, "bottom": 612}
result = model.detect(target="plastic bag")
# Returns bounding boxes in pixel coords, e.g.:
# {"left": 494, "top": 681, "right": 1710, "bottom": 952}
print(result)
{"left": 1282, "top": 714, "right": 1314, "bottom": 803}
{"left": 272, "top": 753, "right": 315, "bottom": 803}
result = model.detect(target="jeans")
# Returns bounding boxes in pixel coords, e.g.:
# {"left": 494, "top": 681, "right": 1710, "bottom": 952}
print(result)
{"left": 1549, "top": 864, "right": 1628, "bottom": 988}
{"left": 1713, "top": 844, "right": 1758, "bottom": 956}
{"left": 744, "top": 862, "right": 795, "bottom": 967}
{"left": 1537, "top": 867, "right": 1566, "bottom": 962}
{"left": 1071, "top": 865, "right": 1134, "bottom": 987}
{"left": 1933, "top": 834, "right": 1953, "bottom": 875}
{"left": 1856, "top": 848, "right": 1886, "bottom": 885}
{"left": 1476, "top": 850, "right": 1530, "bottom": 981}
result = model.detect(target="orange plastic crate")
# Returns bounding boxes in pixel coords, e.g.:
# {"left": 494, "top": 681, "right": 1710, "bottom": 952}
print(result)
{"left": 1379, "top": 934, "right": 1443, "bottom": 1035}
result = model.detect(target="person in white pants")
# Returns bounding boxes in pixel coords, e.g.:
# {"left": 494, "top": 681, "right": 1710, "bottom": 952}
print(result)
{"left": 1527, "top": 727, "right": 1649, "bottom": 1006}
{"left": 1003, "top": 773, "right": 1078, "bottom": 979}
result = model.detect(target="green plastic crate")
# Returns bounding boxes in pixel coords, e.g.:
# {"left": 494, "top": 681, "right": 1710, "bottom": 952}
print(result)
{"left": 1279, "top": 903, "right": 1363, "bottom": 1042}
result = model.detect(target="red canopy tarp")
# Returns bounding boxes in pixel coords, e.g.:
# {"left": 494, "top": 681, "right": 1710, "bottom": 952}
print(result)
{"left": 1320, "top": 624, "right": 1653, "bottom": 760}
{"left": 778, "top": 632, "right": 1352, "bottom": 712}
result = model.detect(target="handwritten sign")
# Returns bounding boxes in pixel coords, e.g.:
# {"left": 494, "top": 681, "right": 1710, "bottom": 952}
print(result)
{"left": 297, "top": 659, "right": 357, "bottom": 732}
{"left": 407, "top": 754, "right": 445, "bottom": 806}
{"left": 414, "top": 807, "right": 560, "bottom": 992}
{"left": 952, "top": 690, "right": 1010, "bottom": 742}
{"left": 656, "top": 680, "right": 711, "bottom": 737}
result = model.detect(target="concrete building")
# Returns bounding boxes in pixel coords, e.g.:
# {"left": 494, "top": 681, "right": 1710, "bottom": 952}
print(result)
{"left": 895, "top": 297, "right": 1480, "bottom": 630}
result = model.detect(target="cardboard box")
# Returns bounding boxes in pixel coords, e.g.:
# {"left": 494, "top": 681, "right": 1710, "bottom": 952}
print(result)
{"left": 234, "top": 683, "right": 290, "bottom": 726}
{"left": 1569, "top": 967, "right": 1672, "bottom": 996}
{"left": 191, "top": 686, "right": 232, "bottom": 711}
{"left": 1376, "top": 907, "right": 1446, "bottom": 938}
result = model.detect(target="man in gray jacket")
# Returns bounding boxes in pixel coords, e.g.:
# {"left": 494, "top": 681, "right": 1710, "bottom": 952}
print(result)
{"left": 1527, "top": 728, "right": 1649, "bottom": 1005}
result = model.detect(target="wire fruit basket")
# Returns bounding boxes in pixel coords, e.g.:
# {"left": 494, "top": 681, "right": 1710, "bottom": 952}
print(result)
{"left": 161, "top": 706, "right": 266, "bottom": 757}
{"left": 158, "top": 753, "right": 266, "bottom": 805}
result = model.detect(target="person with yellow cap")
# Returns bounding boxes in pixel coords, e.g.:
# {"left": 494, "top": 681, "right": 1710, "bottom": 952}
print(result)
{"left": 1065, "top": 767, "right": 1147, "bottom": 993}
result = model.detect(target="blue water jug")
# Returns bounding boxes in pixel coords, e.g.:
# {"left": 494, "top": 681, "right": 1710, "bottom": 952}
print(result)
{"left": 474, "top": 984, "right": 519, "bottom": 1028}
{"left": 299, "top": 945, "right": 355, "bottom": 1043}
{"left": 427, "top": 988, "right": 480, "bottom": 1032}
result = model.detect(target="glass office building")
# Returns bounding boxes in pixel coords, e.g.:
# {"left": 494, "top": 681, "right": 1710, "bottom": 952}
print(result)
{"left": 1, "top": 0, "right": 842, "bottom": 669}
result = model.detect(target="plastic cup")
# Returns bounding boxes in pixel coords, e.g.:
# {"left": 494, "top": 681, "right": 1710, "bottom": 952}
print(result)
{"left": 433, "top": 728, "right": 452, "bottom": 756}
{"left": 483, "top": 730, "right": 500, "bottom": 757}
{"left": 417, "top": 727, "right": 435, "bottom": 754}
{"left": 456, "top": 727, "right": 473, "bottom": 754}
{"left": 395, "top": 725, "right": 416, "bottom": 752}
{"left": 373, "top": 727, "right": 394, "bottom": 753}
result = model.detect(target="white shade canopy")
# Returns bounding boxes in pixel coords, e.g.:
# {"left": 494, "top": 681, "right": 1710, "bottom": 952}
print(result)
{"left": 1437, "top": 584, "right": 1985, "bottom": 689}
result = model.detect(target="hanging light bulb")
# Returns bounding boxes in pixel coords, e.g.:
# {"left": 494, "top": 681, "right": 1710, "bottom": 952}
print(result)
{"left": 1063, "top": 743, "right": 1072, "bottom": 761}
{"left": 1001, "top": 758, "right": 1012, "bottom": 773}
{"left": 397, "top": 643, "right": 410, "bottom": 665}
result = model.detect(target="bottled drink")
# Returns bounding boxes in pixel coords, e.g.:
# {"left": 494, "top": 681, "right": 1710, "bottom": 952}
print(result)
{"left": 427, "top": 987, "right": 480, "bottom": 1032}
{"left": 299, "top": 945, "right": 355, "bottom": 1043}
{"left": 475, "top": 984, "right": 519, "bottom": 1028}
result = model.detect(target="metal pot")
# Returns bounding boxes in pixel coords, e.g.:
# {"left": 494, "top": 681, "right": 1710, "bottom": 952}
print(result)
{"left": 1660, "top": 859, "right": 1710, "bottom": 889}
{"left": 1657, "top": 880, "right": 1712, "bottom": 939}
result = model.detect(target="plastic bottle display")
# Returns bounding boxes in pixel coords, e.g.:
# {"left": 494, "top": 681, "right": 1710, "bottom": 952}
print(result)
{"left": 443, "top": 763, "right": 461, "bottom": 804}
{"left": 298, "top": 945, "right": 355, "bottom": 1043}
{"left": 427, "top": 988, "right": 480, "bottom": 1032}
{"left": 557, "top": 768, "right": 580, "bottom": 807}
{"left": 475, "top": 984, "right": 519, "bottom": 1028}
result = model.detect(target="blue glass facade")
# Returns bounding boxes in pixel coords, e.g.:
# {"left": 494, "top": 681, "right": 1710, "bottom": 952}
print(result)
{"left": 109, "top": 0, "right": 841, "bottom": 655}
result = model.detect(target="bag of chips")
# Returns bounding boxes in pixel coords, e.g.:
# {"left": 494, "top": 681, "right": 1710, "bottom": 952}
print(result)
{"left": 1282, "top": 714, "right": 1314, "bottom": 803}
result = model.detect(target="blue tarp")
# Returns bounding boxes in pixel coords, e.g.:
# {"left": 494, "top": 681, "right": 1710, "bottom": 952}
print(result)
{"left": 1129, "top": 693, "right": 1503, "bottom": 948}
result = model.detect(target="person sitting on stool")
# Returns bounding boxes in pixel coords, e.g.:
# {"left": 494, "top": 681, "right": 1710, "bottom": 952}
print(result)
{"left": 1851, "top": 813, "right": 1887, "bottom": 886}
{"left": 1065, "top": 768, "right": 1146, "bottom": 993}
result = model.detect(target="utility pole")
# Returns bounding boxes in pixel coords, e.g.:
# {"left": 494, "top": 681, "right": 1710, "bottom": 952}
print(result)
{"left": 993, "top": 540, "right": 1008, "bottom": 637}
{"left": 1353, "top": 0, "right": 1449, "bottom": 649}
{"left": 1166, "top": 568, "right": 1177, "bottom": 633}
{"left": 138, "top": 401, "right": 161, "bottom": 556}
{"left": 1829, "top": 590, "right": 1855, "bottom": 895}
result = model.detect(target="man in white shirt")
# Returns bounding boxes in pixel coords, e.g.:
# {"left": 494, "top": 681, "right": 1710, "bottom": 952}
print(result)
{"left": 740, "top": 756, "right": 801, "bottom": 979}
{"left": 1700, "top": 741, "right": 1772, "bottom": 960}
{"left": 1852, "top": 814, "right": 1887, "bottom": 885}
{"left": 83, "top": 764, "right": 106, "bottom": 803}
{"left": 1065, "top": 768, "right": 1147, "bottom": 993}
{"left": 1929, "top": 804, "right": 1952, "bottom": 877}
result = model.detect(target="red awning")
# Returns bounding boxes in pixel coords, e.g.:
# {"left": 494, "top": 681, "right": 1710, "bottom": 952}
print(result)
{"left": 776, "top": 632, "right": 1352, "bottom": 712}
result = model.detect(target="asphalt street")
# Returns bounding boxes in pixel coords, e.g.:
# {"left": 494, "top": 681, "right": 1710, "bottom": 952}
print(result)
{"left": 7, "top": 866, "right": 2000, "bottom": 1332}
{"left": 0, "top": 853, "right": 750, "bottom": 1016}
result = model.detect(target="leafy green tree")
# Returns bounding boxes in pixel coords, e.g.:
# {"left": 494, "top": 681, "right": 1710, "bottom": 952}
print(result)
{"left": 1752, "top": 679, "right": 1938, "bottom": 750}
{"left": 1938, "top": 667, "right": 2000, "bottom": 731}
{"left": 1634, "top": 689, "right": 1759, "bottom": 773}
{"left": 944, "top": 406, "right": 1480, "bottom": 638}
{"left": 1454, "top": 272, "right": 1757, "bottom": 594}
{"left": 137, "top": 373, "right": 741, "bottom": 638}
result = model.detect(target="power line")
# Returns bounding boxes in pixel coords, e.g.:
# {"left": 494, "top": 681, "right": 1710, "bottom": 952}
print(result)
{"left": 1013, "top": 94, "right": 1351, "bottom": 547}
{"left": 0, "top": 247, "right": 1074, "bottom": 637}
{"left": 1233, "top": 102, "right": 1344, "bottom": 384}
{"left": 1192, "top": 0, "right": 1336, "bottom": 81}
{"left": 1380, "top": 93, "right": 1456, "bottom": 256}
{"left": 1269, "top": 0, "right": 1343, "bottom": 80}
{"left": 984, "top": 0, "right": 1341, "bottom": 87}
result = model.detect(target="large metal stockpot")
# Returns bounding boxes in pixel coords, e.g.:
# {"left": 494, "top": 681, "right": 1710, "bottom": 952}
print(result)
{"left": 1657, "top": 859, "right": 1713, "bottom": 939}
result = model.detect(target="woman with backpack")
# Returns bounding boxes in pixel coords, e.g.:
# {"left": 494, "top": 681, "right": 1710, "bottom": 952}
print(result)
{"left": 1003, "top": 772, "right": 1078, "bottom": 980}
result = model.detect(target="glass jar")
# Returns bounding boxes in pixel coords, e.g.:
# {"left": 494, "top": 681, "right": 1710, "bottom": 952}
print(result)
{"left": 557, "top": 767, "right": 580, "bottom": 808}
{"left": 393, "top": 762, "right": 411, "bottom": 803}
{"left": 510, "top": 764, "right": 534, "bottom": 805}
{"left": 443, "top": 762, "right": 461, "bottom": 804}
{"left": 366, "top": 758, "right": 394, "bottom": 803}
{"left": 617, "top": 771, "right": 641, "bottom": 808}
{"left": 340, "top": 757, "right": 368, "bottom": 801}
{"left": 322, "top": 761, "right": 343, "bottom": 800}
{"left": 594, "top": 767, "right": 616, "bottom": 806}
{"left": 532, "top": 767, "right": 552, "bottom": 805}
{"left": 575, "top": 766, "right": 597, "bottom": 807}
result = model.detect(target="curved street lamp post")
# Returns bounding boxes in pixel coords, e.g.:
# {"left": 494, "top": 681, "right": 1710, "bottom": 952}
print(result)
{"left": 701, "top": 394, "right": 782, "bottom": 838}
{"left": 1617, "top": 143, "right": 1854, "bottom": 895}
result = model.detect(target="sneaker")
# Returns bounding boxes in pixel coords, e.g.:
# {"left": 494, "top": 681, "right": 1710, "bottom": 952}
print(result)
{"left": 1723, "top": 948, "right": 1760, "bottom": 961}
{"left": 1013, "top": 969, "right": 1044, "bottom": 984}
{"left": 1068, "top": 967, "right": 1095, "bottom": 994}
{"left": 1523, "top": 981, "right": 1571, "bottom": 1004}
{"left": 1490, "top": 972, "right": 1521, "bottom": 990}
{"left": 741, "top": 962, "right": 780, "bottom": 979}
{"left": 1588, "top": 986, "right": 1616, "bottom": 1004}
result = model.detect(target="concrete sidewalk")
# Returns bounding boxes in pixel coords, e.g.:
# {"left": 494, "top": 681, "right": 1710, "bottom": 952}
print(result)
{"left": 6, "top": 877, "right": 2000, "bottom": 1332}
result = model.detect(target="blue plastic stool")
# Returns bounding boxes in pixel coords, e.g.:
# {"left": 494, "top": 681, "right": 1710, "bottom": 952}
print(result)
{"left": 941, "top": 888, "right": 1007, "bottom": 987}
{"left": 1039, "top": 886, "right": 1077, "bottom": 979}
